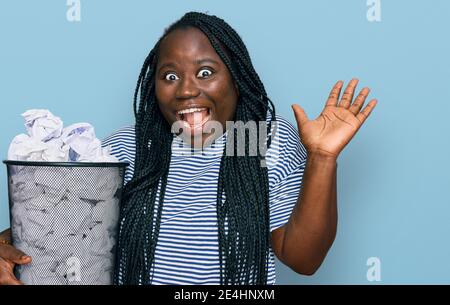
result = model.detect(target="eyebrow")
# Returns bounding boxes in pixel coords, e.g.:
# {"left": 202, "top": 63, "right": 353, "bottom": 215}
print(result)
{"left": 157, "top": 58, "right": 220, "bottom": 74}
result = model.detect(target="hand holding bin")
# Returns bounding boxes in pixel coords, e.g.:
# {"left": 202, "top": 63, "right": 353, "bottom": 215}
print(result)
{"left": 4, "top": 160, "right": 128, "bottom": 285}
{"left": 4, "top": 108, "right": 128, "bottom": 284}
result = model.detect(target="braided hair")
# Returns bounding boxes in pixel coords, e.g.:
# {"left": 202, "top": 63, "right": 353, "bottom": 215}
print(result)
{"left": 114, "top": 11, "right": 276, "bottom": 285}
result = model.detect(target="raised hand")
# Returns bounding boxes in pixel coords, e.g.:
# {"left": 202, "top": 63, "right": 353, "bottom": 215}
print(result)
{"left": 292, "top": 79, "right": 377, "bottom": 159}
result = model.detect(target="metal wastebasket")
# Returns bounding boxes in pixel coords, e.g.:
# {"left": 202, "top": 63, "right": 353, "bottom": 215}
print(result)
{"left": 3, "top": 160, "right": 128, "bottom": 285}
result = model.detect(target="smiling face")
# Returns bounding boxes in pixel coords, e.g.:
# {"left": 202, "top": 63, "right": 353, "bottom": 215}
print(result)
{"left": 155, "top": 27, "right": 239, "bottom": 146}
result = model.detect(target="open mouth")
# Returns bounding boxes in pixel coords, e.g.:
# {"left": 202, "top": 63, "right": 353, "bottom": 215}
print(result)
{"left": 176, "top": 107, "right": 211, "bottom": 130}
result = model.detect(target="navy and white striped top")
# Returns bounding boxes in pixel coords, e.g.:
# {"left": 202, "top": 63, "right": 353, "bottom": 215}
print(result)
{"left": 101, "top": 115, "right": 307, "bottom": 285}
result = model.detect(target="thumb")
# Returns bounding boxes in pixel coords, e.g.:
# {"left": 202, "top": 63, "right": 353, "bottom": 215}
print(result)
{"left": 0, "top": 245, "right": 32, "bottom": 265}
{"left": 292, "top": 104, "right": 309, "bottom": 127}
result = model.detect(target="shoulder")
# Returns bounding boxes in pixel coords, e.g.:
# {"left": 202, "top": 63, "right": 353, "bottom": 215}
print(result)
{"left": 268, "top": 114, "right": 307, "bottom": 162}
{"left": 266, "top": 115, "right": 308, "bottom": 181}
{"left": 270, "top": 115, "right": 302, "bottom": 144}
{"left": 101, "top": 125, "right": 136, "bottom": 163}
{"left": 101, "top": 125, "right": 136, "bottom": 147}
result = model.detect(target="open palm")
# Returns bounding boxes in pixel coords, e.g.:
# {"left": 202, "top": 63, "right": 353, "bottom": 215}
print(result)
{"left": 292, "top": 79, "right": 377, "bottom": 158}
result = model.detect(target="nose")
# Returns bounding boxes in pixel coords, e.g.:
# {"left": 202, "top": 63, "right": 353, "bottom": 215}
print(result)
{"left": 176, "top": 76, "right": 200, "bottom": 99}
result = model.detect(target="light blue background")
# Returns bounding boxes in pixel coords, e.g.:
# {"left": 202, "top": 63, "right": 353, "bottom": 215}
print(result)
{"left": 1, "top": 0, "right": 449, "bottom": 284}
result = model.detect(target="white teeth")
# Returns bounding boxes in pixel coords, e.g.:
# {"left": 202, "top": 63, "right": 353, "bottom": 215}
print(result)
{"left": 177, "top": 107, "right": 207, "bottom": 115}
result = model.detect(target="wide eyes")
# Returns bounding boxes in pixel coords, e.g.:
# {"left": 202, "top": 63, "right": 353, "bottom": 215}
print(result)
{"left": 165, "top": 73, "right": 179, "bottom": 81}
{"left": 163, "top": 68, "right": 214, "bottom": 81}
{"left": 197, "top": 68, "right": 213, "bottom": 78}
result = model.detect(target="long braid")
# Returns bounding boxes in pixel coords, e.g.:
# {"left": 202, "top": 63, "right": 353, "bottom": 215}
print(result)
{"left": 114, "top": 11, "right": 276, "bottom": 285}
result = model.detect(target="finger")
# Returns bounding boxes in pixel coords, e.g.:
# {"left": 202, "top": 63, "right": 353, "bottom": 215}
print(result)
{"left": 292, "top": 104, "right": 309, "bottom": 127}
{"left": 356, "top": 99, "right": 377, "bottom": 124}
{"left": 0, "top": 273, "right": 23, "bottom": 285}
{"left": 0, "top": 245, "right": 31, "bottom": 265}
{"left": 349, "top": 87, "right": 370, "bottom": 115}
{"left": 0, "top": 258, "right": 24, "bottom": 285}
{"left": 8, "top": 278, "right": 24, "bottom": 285}
{"left": 339, "top": 78, "right": 359, "bottom": 109}
{"left": 325, "top": 81, "right": 344, "bottom": 106}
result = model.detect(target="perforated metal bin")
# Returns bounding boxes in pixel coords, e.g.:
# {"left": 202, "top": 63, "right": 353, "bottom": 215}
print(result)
{"left": 3, "top": 160, "right": 128, "bottom": 285}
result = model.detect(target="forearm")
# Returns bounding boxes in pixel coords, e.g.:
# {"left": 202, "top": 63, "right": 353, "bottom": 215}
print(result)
{"left": 280, "top": 152, "right": 338, "bottom": 274}
{"left": 0, "top": 228, "right": 11, "bottom": 243}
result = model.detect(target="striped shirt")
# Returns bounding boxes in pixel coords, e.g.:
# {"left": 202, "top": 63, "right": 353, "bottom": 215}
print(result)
{"left": 101, "top": 115, "right": 307, "bottom": 285}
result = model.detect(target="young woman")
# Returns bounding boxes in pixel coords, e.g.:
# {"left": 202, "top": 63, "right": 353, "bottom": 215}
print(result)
{"left": 0, "top": 11, "right": 377, "bottom": 285}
